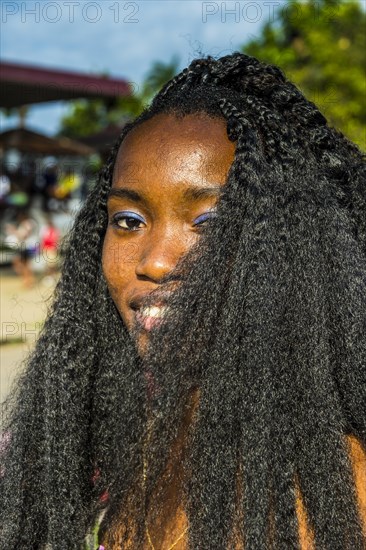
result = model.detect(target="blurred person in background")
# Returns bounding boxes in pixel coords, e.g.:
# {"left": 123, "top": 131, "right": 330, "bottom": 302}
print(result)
{"left": 39, "top": 213, "right": 61, "bottom": 283}
{"left": 0, "top": 168, "right": 11, "bottom": 204}
{"left": 53, "top": 168, "right": 81, "bottom": 211}
{"left": 4, "top": 209, "right": 38, "bottom": 288}
{"left": 21, "top": 158, "right": 38, "bottom": 208}
{"left": 41, "top": 162, "right": 58, "bottom": 212}
{"left": 1, "top": 53, "right": 365, "bottom": 550}
{"left": 0, "top": 167, "right": 12, "bottom": 227}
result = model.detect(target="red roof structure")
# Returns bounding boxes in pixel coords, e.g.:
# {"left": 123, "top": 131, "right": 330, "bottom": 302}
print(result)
{"left": 0, "top": 61, "right": 131, "bottom": 109}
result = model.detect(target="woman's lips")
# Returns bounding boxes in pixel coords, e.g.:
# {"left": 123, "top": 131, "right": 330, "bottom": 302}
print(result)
{"left": 134, "top": 305, "right": 170, "bottom": 331}
{"left": 129, "top": 289, "right": 176, "bottom": 332}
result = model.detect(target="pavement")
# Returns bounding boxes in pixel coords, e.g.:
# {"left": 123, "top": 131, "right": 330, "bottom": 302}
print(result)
{"left": 0, "top": 265, "right": 60, "bottom": 405}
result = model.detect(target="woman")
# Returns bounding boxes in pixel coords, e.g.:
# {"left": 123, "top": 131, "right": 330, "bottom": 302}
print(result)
{"left": 0, "top": 52, "right": 365, "bottom": 549}
{"left": 5, "top": 209, "right": 37, "bottom": 288}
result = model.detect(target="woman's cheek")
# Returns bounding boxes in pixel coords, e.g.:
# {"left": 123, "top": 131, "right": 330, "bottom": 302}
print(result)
{"left": 102, "top": 236, "right": 130, "bottom": 321}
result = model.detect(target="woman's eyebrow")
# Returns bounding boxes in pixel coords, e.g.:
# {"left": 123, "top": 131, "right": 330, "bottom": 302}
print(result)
{"left": 181, "top": 185, "right": 223, "bottom": 201}
{"left": 107, "top": 185, "right": 223, "bottom": 203}
{"left": 107, "top": 188, "right": 143, "bottom": 202}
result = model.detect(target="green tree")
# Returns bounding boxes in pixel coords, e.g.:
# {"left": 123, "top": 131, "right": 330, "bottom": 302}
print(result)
{"left": 58, "top": 99, "right": 110, "bottom": 138}
{"left": 242, "top": 0, "right": 366, "bottom": 149}
{"left": 58, "top": 56, "right": 180, "bottom": 139}
{"left": 139, "top": 55, "right": 180, "bottom": 103}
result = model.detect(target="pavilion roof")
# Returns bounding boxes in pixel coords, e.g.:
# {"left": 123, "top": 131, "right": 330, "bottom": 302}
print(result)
{"left": 1, "top": 61, "right": 131, "bottom": 109}
{"left": 0, "top": 127, "right": 95, "bottom": 156}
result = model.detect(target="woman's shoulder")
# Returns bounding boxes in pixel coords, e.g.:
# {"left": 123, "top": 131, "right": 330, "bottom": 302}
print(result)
{"left": 345, "top": 434, "right": 366, "bottom": 537}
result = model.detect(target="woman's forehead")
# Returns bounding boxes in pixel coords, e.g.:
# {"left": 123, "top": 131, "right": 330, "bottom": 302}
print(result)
{"left": 122, "top": 112, "right": 229, "bottom": 144}
{"left": 113, "top": 113, "right": 236, "bottom": 184}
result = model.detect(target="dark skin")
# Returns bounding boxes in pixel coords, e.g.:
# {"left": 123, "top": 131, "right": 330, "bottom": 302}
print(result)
{"left": 102, "top": 112, "right": 236, "bottom": 355}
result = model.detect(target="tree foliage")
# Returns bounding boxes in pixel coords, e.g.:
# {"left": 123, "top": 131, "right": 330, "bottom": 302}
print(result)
{"left": 58, "top": 99, "right": 111, "bottom": 138}
{"left": 59, "top": 56, "right": 180, "bottom": 138}
{"left": 242, "top": 0, "right": 365, "bottom": 149}
{"left": 59, "top": 1, "right": 365, "bottom": 149}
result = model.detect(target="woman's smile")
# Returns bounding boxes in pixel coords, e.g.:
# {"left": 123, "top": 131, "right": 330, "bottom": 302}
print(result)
{"left": 135, "top": 305, "right": 170, "bottom": 331}
{"left": 129, "top": 288, "right": 175, "bottom": 332}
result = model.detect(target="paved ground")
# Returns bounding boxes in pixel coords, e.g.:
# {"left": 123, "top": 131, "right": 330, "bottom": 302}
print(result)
{"left": 0, "top": 267, "right": 59, "bottom": 404}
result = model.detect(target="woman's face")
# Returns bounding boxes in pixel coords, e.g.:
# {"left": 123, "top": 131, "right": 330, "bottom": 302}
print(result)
{"left": 102, "top": 112, "right": 236, "bottom": 353}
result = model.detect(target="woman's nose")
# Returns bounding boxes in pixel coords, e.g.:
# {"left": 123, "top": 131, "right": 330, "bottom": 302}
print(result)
{"left": 135, "top": 227, "right": 190, "bottom": 282}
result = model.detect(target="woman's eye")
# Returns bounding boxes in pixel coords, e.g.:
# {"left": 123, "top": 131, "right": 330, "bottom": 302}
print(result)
{"left": 110, "top": 212, "right": 146, "bottom": 231}
{"left": 194, "top": 211, "right": 217, "bottom": 229}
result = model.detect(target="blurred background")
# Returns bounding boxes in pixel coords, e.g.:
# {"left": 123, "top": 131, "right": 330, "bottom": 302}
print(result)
{"left": 1, "top": 0, "right": 365, "bottom": 403}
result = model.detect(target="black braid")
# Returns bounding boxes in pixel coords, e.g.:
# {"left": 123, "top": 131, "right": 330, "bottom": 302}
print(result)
{"left": 1, "top": 52, "right": 365, "bottom": 550}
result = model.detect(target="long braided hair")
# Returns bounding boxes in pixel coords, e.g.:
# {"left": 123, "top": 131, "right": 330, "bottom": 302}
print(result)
{"left": 1, "top": 52, "right": 365, "bottom": 549}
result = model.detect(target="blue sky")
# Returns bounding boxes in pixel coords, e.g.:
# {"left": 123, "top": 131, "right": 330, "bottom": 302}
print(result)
{"left": 0, "top": 0, "right": 288, "bottom": 135}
